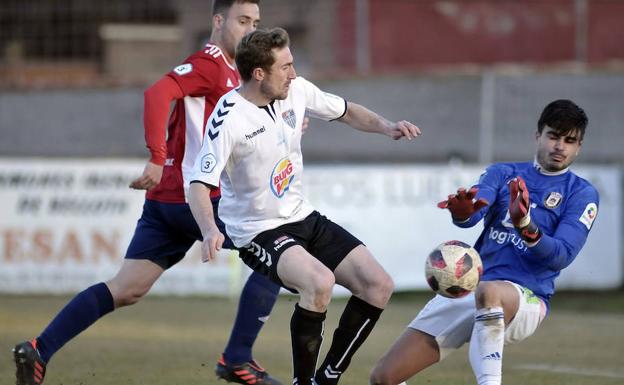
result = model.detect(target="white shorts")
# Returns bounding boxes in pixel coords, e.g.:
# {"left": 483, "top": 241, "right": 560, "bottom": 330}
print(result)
{"left": 408, "top": 281, "right": 546, "bottom": 359}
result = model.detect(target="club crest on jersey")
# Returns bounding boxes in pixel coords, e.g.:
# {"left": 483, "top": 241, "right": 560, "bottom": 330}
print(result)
{"left": 282, "top": 109, "right": 296, "bottom": 129}
{"left": 270, "top": 157, "right": 295, "bottom": 198}
{"left": 544, "top": 192, "right": 563, "bottom": 209}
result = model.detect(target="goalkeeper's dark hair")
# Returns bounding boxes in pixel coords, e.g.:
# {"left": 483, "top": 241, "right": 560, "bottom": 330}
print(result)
{"left": 537, "top": 99, "right": 588, "bottom": 140}
{"left": 235, "top": 27, "right": 290, "bottom": 82}
{"left": 212, "top": 0, "right": 260, "bottom": 16}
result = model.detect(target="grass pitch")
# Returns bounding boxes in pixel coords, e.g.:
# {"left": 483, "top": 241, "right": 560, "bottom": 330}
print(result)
{"left": 2, "top": 290, "right": 623, "bottom": 385}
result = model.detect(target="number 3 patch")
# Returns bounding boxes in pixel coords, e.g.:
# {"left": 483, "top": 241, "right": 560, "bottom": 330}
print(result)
{"left": 174, "top": 63, "right": 193, "bottom": 75}
{"left": 201, "top": 153, "right": 217, "bottom": 173}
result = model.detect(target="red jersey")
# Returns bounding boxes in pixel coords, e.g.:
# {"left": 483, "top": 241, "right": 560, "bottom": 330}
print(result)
{"left": 146, "top": 44, "right": 239, "bottom": 203}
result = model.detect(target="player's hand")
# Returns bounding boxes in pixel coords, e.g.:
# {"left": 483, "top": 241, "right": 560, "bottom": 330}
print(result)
{"left": 200, "top": 227, "right": 225, "bottom": 262}
{"left": 438, "top": 187, "right": 489, "bottom": 221}
{"left": 508, "top": 176, "right": 531, "bottom": 228}
{"left": 301, "top": 116, "right": 310, "bottom": 135}
{"left": 388, "top": 120, "right": 421, "bottom": 141}
{"left": 129, "top": 161, "right": 164, "bottom": 190}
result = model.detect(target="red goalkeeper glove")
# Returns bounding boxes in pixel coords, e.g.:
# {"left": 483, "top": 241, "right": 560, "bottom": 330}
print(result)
{"left": 508, "top": 176, "right": 541, "bottom": 244}
{"left": 437, "top": 187, "right": 489, "bottom": 222}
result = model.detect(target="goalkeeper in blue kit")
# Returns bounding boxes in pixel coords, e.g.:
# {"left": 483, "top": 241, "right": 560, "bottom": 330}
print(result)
{"left": 370, "top": 99, "right": 599, "bottom": 385}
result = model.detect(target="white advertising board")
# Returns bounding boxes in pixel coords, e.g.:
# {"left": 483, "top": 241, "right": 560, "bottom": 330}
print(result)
{"left": 0, "top": 159, "right": 620, "bottom": 295}
{"left": 0, "top": 159, "right": 241, "bottom": 296}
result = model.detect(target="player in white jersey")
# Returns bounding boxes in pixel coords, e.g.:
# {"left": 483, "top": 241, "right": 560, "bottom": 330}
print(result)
{"left": 195, "top": 76, "right": 342, "bottom": 246}
{"left": 188, "top": 28, "right": 421, "bottom": 385}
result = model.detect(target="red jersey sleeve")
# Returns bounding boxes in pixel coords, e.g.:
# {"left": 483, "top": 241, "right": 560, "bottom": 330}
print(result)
{"left": 144, "top": 50, "right": 223, "bottom": 166}
{"left": 143, "top": 76, "right": 184, "bottom": 165}
{"left": 166, "top": 51, "right": 221, "bottom": 97}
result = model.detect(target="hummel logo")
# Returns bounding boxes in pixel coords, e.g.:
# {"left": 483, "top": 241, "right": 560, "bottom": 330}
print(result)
{"left": 208, "top": 99, "right": 235, "bottom": 140}
{"left": 245, "top": 126, "right": 266, "bottom": 140}
{"left": 246, "top": 242, "right": 273, "bottom": 267}
{"left": 324, "top": 364, "right": 342, "bottom": 379}
{"left": 483, "top": 352, "right": 502, "bottom": 360}
{"left": 208, "top": 119, "right": 222, "bottom": 140}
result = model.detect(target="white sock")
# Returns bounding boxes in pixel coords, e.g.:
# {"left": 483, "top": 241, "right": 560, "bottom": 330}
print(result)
{"left": 469, "top": 306, "right": 505, "bottom": 385}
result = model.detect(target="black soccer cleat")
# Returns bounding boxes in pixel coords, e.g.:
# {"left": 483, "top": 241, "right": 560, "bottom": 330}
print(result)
{"left": 215, "top": 354, "right": 284, "bottom": 385}
{"left": 13, "top": 339, "right": 46, "bottom": 385}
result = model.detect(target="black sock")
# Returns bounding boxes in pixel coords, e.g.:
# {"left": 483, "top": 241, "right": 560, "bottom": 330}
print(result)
{"left": 291, "top": 303, "right": 326, "bottom": 385}
{"left": 315, "top": 296, "right": 383, "bottom": 385}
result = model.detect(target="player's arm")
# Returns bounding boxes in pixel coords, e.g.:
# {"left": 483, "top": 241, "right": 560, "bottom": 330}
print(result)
{"left": 520, "top": 186, "right": 599, "bottom": 270}
{"left": 298, "top": 77, "right": 419, "bottom": 139}
{"left": 338, "top": 101, "right": 421, "bottom": 140}
{"left": 188, "top": 181, "right": 224, "bottom": 262}
{"left": 130, "top": 76, "right": 184, "bottom": 190}
{"left": 188, "top": 101, "right": 234, "bottom": 262}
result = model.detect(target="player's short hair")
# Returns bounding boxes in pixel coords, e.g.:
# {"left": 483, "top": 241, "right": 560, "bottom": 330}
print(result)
{"left": 235, "top": 27, "right": 290, "bottom": 82}
{"left": 537, "top": 99, "right": 588, "bottom": 140}
{"left": 212, "top": 0, "right": 260, "bottom": 16}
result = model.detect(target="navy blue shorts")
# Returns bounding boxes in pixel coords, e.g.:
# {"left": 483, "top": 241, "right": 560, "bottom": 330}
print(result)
{"left": 125, "top": 198, "right": 233, "bottom": 269}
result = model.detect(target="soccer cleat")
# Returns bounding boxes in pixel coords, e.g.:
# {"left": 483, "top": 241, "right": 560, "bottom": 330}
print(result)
{"left": 215, "top": 354, "right": 283, "bottom": 385}
{"left": 13, "top": 339, "right": 46, "bottom": 385}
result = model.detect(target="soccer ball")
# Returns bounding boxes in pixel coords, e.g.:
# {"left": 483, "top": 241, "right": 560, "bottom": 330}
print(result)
{"left": 425, "top": 240, "right": 483, "bottom": 298}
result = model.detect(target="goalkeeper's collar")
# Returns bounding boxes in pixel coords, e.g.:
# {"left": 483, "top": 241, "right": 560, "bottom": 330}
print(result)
{"left": 533, "top": 158, "right": 569, "bottom": 176}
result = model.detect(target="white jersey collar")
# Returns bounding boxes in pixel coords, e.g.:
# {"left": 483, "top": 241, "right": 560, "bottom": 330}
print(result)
{"left": 533, "top": 158, "right": 569, "bottom": 176}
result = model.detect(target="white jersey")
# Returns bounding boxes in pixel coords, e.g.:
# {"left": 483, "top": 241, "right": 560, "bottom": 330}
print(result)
{"left": 191, "top": 76, "right": 347, "bottom": 247}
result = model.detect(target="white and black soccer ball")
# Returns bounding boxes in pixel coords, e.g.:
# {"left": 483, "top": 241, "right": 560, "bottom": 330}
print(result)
{"left": 425, "top": 240, "right": 483, "bottom": 298}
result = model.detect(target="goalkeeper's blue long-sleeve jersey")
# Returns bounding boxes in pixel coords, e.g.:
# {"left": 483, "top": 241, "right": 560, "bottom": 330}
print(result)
{"left": 456, "top": 162, "right": 599, "bottom": 309}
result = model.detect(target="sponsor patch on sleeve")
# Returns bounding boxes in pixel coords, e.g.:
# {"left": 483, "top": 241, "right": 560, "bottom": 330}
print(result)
{"left": 173, "top": 63, "right": 193, "bottom": 75}
{"left": 200, "top": 153, "right": 217, "bottom": 173}
{"left": 579, "top": 202, "right": 598, "bottom": 230}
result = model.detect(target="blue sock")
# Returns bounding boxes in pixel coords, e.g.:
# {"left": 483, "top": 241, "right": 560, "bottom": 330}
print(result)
{"left": 223, "top": 272, "right": 280, "bottom": 365}
{"left": 36, "top": 282, "right": 114, "bottom": 363}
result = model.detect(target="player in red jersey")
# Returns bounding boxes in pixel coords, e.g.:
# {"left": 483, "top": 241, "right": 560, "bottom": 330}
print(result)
{"left": 13, "top": 2, "right": 282, "bottom": 385}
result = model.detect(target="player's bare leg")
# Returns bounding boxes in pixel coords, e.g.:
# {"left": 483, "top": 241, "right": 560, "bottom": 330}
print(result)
{"left": 106, "top": 259, "right": 165, "bottom": 307}
{"left": 315, "top": 246, "right": 393, "bottom": 385}
{"left": 332, "top": 245, "right": 393, "bottom": 308}
{"left": 469, "top": 281, "right": 520, "bottom": 385}
{"left": 369, "top": 328, "right": 440, "bottom": 385}
{"left": 277, "top": 245, "right": 335, "bottom": 385}
{"left": 278, "top": 245, "right": 335, "bottom": 311}
{"left": 474, "top": 281, "right": 520, "bottom": 323}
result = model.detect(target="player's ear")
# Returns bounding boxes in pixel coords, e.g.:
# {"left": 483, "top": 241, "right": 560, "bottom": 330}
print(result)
{"left": 213, "top": 13, "right": 224, "bottom": 30}
{"left": 252, "top": 67, "right": 264, "bottom": 81}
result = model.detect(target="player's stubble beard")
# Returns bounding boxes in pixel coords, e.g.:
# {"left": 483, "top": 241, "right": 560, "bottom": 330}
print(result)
{"left": 221, "top": 26, "right": 238, "bottom": 60}
{"left": 536, "top": 148, "right": 577, "bottom": 172}
{"left": 260, "top": 78, "right": 289, "bottom": 101}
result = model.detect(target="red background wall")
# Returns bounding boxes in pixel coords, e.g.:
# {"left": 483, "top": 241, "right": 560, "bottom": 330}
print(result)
{"left": 337, "top": 0, "right": 624, "bottom": 71}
